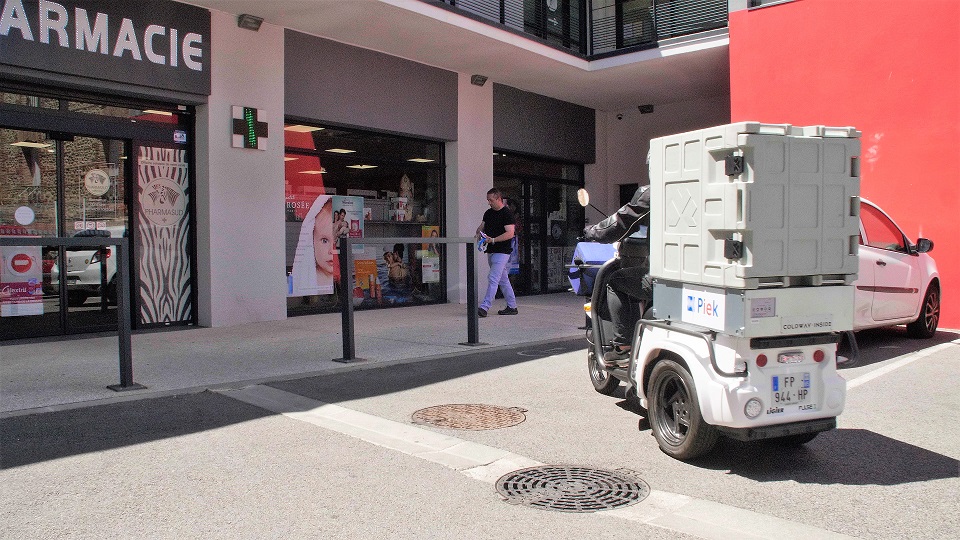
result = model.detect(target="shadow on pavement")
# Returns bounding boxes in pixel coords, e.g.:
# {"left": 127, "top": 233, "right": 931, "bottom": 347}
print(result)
{"left": 0, "top": 391, "right": 272, "bottom": 469}
{"left": 839, "top": 328, "right": 959, "bottom": 370}
{"left": 0, "top": 339, "right": 585, "bottom": 469}
{"left": 266, "top": 339, "right": 584, "bottom": 404}
{"left": 692, "top": 428, "right": 959, "bottom": 486}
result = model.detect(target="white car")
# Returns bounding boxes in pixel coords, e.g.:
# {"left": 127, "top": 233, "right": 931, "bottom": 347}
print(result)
{"left": 50, "top": 228, "right": 122, "bottom": 304}
{"left": 854, "top": 199, "right": 940, "bottom": 337}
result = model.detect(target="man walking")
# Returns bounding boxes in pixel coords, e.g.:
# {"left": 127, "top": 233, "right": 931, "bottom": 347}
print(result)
{"left": 475, "top": 188, "right": 518, "bottom": 317}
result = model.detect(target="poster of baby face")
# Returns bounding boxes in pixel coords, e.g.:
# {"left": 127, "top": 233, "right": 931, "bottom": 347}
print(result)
{"left": 289, "top": 195, "right": 335, "bottom": 297}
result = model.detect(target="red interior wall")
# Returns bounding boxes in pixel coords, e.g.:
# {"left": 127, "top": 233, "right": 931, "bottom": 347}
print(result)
{"left": 729, "top": 0, "right": 960, "bottom": 329}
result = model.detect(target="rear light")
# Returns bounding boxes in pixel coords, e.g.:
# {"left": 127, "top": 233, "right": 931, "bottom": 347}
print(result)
{"left": 583, "top": 303, "right": 591, "bottom": 313}
{"left": 813, "top": 349, "right": 825, "bottom": 363}
{"left": 756, "top": 354, "right": 768, "bottom": 367}
{"left": 90, "top": 248, "right": 111, "bottom": 264}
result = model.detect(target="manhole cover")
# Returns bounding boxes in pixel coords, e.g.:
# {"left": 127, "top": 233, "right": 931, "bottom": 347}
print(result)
{"left": 496, "top": 465, "right": 649, "bottom": 513}
{"left": 411, "top": 404, "right": 527, "bottom": 430}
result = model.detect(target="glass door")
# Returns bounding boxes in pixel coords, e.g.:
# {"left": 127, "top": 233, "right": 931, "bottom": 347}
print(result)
{"left": 0, "top": 128, "right": 129, "bottom": 340}
{"left": 62, "top": 136, "right": 128, "bottom": 332}
{"left": 0, "top": 129, "right": 61, "bottom": 338}
{"left": 492, "top": 178, "right": 527, "bottom": 295}
{"left": 539, "top": 181, "right": 581, "bottom": 292}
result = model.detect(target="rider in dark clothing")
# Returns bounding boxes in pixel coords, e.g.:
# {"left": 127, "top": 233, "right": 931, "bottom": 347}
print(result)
{"left": 581, "top": 185, "right": 652, "bottom": 365}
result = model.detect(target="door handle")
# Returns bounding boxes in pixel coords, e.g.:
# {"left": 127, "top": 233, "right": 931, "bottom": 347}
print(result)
{"left": 876, "top": 260, "right": 887, "bottom": 267}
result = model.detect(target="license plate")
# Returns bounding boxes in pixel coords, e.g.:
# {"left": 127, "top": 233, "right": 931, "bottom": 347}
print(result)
{"left": 772, "top": 373, "right": 811, "bottom": 404}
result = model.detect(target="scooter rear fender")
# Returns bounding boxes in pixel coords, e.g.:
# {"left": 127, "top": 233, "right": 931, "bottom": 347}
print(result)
{"left": 632, "top": 325, "right": 845, "bottom": 429}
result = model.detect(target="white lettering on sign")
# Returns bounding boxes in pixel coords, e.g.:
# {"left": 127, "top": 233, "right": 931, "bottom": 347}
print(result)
{"left": 0, "top": 0, "right": 204, "bottom": 71}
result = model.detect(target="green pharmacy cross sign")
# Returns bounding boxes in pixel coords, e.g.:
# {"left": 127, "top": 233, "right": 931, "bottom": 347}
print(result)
{"left": 232, "top": 106, "right": 268, "bottom": 150}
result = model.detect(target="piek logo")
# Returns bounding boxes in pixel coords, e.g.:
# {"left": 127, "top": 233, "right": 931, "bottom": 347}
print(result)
{"left": 681, "top": 286, "right": 726, "bottom": 332}
{"left": 686, "top": 294, "right": 721, "bottom": 317}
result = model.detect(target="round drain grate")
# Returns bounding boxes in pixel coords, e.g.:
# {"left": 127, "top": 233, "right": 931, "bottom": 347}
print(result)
{"left": 411, "top": 404, "right": 527, "bottom": 430}
{"left": 496, "top": 465, "right": 649, "bottom": 513}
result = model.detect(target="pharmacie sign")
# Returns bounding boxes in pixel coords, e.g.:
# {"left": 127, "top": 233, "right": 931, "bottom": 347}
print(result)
{"left": 0, "top": 0, "right": 210, "bottom": 95}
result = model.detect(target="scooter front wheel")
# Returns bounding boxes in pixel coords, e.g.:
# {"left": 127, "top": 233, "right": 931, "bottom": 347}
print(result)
{"left": 588, "top": 349, "right": 619, "bottom": 395}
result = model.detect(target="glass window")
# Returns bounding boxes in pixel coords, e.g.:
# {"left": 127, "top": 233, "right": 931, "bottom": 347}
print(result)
{"left": 67, "top": 100, "right": 184, "bottom": 124}
{"left": 1, "top": 91, "right": 59, "bottom": 110}
{"left": 0, "top": 129, "right": 58, "bottom": 237}
{"left": 284, "top": 123, "right": 445, "bottom": 316}
{"left": 494, "top": 152, "right": 585, "bottom": 295}
{"left": 860, "top": 203, "right": 906, "bottom": 252}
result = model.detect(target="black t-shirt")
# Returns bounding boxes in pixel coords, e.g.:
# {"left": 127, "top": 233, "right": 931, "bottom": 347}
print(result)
{"left": 482, "top": 206, "right": 515, "bottom": 254}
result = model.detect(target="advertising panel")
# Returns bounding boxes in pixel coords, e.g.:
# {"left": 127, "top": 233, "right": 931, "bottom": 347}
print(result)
{"left": 0, "top": 0, "right": 211, "bottom": 95}
{"left": 1, "top": 244, "right": 43, "bottom": 317}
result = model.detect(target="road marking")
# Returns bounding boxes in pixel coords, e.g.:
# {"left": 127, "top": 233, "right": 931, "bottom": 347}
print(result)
{"left": 220, "top": 384, "right": 855, "bottom": 540}
{"left": 847, "top": 338, "right": 960, "bottom": 390}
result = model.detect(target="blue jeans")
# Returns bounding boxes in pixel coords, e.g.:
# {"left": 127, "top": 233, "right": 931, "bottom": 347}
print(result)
{"left": 480, "top": 252, "right": 516, "bottom": 311}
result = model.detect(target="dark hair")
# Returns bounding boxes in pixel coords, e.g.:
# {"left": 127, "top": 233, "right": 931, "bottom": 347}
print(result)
{"left": 487, "top": 188, "right": 502, "bottom": 198}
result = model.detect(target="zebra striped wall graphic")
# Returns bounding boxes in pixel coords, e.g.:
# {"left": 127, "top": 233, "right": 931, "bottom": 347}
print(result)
{"left": 136, "top": 146, "right": 191, "bottom": 325}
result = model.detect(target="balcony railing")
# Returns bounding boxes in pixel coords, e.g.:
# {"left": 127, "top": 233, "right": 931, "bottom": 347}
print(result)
{"left": 591, "top": 0, "right": 728, "bottom": 56}
{"left": 425, "top": 0, "right": 727, "bottom": 58}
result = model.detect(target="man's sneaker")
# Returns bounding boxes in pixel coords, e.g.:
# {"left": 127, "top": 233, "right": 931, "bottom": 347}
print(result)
{"left": 478, "top": 308, "right": 487, "bottom": 318}
{"left": 602, "top": 346, "right": 631, "bottom": 367}
{"left": 497, "top": 307, "right": 519, "bottom": 315}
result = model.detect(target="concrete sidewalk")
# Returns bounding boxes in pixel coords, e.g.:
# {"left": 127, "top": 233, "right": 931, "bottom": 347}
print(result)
{"left": 0, "top": 292, "right": 588, "bottom": 416}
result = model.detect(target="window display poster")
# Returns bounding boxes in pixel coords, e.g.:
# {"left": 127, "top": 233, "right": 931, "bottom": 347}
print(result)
{"left": 289, "top": 195, "right": 335, "bottom": 297}
{"left": 421, "top": 225, "right": 440, "bottom": 256}
{"left": 354, "top": 258, "right": 380, "bottom": 305}
{"left": 333, "top": 195, "right": 364, "bottom": 252}
{"left": 1, "top": 245, "right": 43, "bottom": 317}
{"left": 422, "top": 256, "right": 440, "bottom": 283}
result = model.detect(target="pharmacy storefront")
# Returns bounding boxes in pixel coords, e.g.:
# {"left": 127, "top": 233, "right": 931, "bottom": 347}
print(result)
{"left": 0, "top": 0, "right": 209, "bottom": 340}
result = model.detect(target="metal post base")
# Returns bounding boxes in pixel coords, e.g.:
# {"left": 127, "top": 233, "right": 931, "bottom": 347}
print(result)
{"left": 107, "top": 383, "right": 147, "bottom": 392}
{"left": 333, "top": 357, "right": 368, "bottom": 364}
{"left": 458, "top": 341, "right": 488, "bottom": 346}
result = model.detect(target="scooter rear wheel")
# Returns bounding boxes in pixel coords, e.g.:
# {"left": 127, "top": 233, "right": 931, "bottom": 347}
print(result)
{"left": 648, "top": 359, "right": 718, "bottom": 460}
{"left": 587, "top": 350, "right": 619, "bottom": 395}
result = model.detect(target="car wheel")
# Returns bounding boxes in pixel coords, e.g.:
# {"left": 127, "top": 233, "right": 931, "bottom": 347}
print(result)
{"left": 906, "top": 283, "right": 940, "bottom": 339}
{"left": 588, "top": 349, "right": 619, "bottom": 395}
{"left": 106, "top": 279, "right": 118, "bottom": 305}
{"left": 648, "top": 359, "right": 718, "bottom": 460}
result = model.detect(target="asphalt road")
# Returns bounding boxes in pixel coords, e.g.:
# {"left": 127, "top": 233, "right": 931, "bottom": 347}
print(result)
{"left": 2, "top": 329, "right": 958, "bottom": 539}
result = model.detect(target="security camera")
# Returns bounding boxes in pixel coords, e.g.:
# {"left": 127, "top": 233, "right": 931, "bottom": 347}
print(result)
{"left": 616, "top": 113, "right": 624, "bottom": 120}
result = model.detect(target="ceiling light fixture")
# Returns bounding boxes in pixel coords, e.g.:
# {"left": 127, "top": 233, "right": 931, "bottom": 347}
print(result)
{"left": 407, "top": 158, "right": 435, "bottom": 163}
{"left": 325, "top": 148, "right": 356, "bottom": 154}
{"left": 300, "top": 170, "right": 325, "bottom": 175}
{"left": 143, "top": 109, "right": 174, "bottom": 116}
{"left": 284, "top": 125, "right": 324, "bottom": 133}
{"left": 470, "top": 74, "right": 488, "bottom": 86}
{"left": 347, "top": 165, "right": 377, "bottom": 169}
{"left": 11, "top": 141, "right": 52, "bottom": 148}
{"left": 237, "top": 14, "right": 263, "bottom": 31}
{"left": 284, "top": 157, "right": 298, "bottom": 161}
